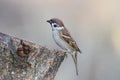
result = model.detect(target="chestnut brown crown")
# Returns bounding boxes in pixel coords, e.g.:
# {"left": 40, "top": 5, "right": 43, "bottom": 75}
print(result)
{"left": 47, "top": 18, "right": 65, "bottom": 27}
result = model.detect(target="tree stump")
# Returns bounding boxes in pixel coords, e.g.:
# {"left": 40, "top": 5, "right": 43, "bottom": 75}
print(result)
{"left": 0, "top": 32, "right": 66, "bottom": 80}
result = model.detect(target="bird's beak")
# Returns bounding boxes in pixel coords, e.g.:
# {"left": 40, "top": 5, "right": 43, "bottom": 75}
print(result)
{"left": 46, "top": 20, "right": 51, "bottom": 24}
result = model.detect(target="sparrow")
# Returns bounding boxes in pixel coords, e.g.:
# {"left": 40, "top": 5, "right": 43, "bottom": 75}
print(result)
{"left": 47, "top": 18, "right": 81, "bottom": 75}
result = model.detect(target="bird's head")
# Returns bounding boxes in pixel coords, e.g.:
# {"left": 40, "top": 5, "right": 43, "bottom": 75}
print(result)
{"left": 47, "top": 18, "right": 65, "bottom": 31}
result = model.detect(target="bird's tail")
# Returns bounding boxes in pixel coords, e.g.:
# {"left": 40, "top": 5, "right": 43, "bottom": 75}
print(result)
{"left": 71, "top": 51, "right": 78, "bottom": 75}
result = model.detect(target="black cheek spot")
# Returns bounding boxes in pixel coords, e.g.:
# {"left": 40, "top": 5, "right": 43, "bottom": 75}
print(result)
{"left": 54, "top": 24, "right": 57, "bottom": 27}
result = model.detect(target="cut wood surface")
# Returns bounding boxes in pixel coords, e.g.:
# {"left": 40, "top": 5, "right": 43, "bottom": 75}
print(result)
{"left": 0, "top": 32, "right": 66, "bottom": 80}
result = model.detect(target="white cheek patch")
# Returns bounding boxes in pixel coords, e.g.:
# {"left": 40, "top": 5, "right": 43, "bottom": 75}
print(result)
{"left": 52, "top": 23, "right": 64, "bottom": 30}
{"left": 57, "top": 26, "right": 64, "bottom": 30}
{"left": 52, "top": 23, "right": 56, "bottom": 26}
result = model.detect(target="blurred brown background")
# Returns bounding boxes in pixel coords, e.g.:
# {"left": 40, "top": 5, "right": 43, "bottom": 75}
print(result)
{"left": 0, "top": 0, "right": 120, "bottom": 80}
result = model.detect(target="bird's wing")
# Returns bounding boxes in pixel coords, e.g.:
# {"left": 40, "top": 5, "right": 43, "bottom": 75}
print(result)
{"left": 59, "top": 28, "right": 81, "bottom": 53}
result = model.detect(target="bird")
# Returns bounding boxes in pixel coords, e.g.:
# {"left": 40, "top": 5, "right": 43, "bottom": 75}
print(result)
{"left": 47, "top": 18, "right": 82, "bottom": 75}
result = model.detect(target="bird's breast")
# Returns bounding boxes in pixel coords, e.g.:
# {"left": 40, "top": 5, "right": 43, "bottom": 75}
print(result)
{"left": 52, "top": 30, "right": 72, "bottom": 51}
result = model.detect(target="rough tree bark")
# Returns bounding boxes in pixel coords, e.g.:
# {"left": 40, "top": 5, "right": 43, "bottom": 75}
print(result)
{"left": 0, "top": 32, "right": 66, "bottom": 80}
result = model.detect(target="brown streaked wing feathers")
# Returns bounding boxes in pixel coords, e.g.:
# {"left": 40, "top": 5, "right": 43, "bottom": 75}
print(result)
{"left": 59, "top": 28, "right": 81, "bottom": 53}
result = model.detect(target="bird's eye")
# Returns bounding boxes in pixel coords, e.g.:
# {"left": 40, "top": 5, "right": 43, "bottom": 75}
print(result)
{"left": 53, "top": 24, "right": 57, "bottom": 27}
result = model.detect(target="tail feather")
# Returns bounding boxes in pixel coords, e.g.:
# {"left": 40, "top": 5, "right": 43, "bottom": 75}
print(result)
{"left": 71, "top": 52, "right": 78, "bottom": 75}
